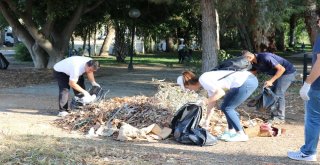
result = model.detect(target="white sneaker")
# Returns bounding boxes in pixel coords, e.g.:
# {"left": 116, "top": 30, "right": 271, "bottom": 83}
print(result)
{"left": 225, "top": 133, "right": 249, "bottom": 142}
{"left": 57, "top": 111, "right": 69, "bottom": 117}
{"left": 218, "top": 130, "right": 236, "bottom": 140}
{"left": 287, "top": 151, "right": 317, "bottom": 162}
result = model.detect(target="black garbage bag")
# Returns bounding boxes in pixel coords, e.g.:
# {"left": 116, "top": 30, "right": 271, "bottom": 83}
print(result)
{"left": 247, "top": 87, "right": 279, "bottom": 112}
{"left": 171, "top": 102, "right": 218, "bottom": 146}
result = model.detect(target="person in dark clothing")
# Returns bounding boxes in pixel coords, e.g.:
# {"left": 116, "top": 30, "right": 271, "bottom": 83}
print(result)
{"left": 287, "top": 14, "right": 320, "bottom": 162}
{"left": 0, "top": 53, "right": 10, "bottom": 69}
{"left": 243, "top": 51, "right": 296, "bottom": 124}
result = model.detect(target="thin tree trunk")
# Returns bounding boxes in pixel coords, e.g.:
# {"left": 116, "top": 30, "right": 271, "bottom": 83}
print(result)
{"left": 99, "top": 24, "right": 115, "bottom": 56}
{"left": 82, "top": 28, "right": 88, "bottom": 54}
{"left": 93, "top": 25, "right": 97, "bottom": 56}
{"left": 289, "top": 14, "right": 297, "bottom": 47}
{"left": 71, "top": 36, "right": 75, "bottom": 51}
{"left": 215, "top": 9, "right": 220, "bottom": 50}
{"left": 88, "top": 29, "right": 91, "bottom": 57}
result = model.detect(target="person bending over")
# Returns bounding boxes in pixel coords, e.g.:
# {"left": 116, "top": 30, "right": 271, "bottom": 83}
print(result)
{"left": 243, "top": 50, "right": 296, "bottom": 124}
{"left": 53, "top": 56, "right": 100, "bottom": 117}
{"left": 177, "top": 70, "right": 258, "bottom": 142}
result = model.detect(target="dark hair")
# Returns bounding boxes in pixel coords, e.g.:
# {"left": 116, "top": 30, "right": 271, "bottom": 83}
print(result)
{"left": 182, "top": 70, "right": 199, "bottom": 86}
{"left": 86, "top": 60, "right": 100, "bottom": 71}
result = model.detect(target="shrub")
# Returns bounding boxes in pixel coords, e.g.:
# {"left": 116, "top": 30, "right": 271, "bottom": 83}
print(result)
{"left": 14, "top": 43, "right": 32, "bottom": 61}
{"left": 218, "top": 49, "right": 232, "bottom": 63}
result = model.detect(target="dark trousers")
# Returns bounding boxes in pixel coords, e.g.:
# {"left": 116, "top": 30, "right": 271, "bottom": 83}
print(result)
{"left": 178, "top": 50, "right": 184, "bottom": 63}
{"left": 0, "top": 53, "right": 9, "bottom": 69}
{"left": 54, "top": 71, "right": 85, "bottom": 112}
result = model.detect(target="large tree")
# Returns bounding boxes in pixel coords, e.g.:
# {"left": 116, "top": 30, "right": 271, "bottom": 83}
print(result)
{"left": 0, "top": 0, "right": 105, "bottom": 68}
{"left": 201, "top": 0, "right": 218, "bottom": 72}
{"left": 304, "top": 0, "right": 318, "bottom": 46}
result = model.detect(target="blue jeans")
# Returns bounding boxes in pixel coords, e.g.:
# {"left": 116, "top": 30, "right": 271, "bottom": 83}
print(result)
{"left": 271, "top": 72, "right": 296, "bottom": 120}
{"left": 220, "top": 75, "right": 258, "bottom": 131}
{"left": 300, "top": 89, "right": 320, "bottom": 155}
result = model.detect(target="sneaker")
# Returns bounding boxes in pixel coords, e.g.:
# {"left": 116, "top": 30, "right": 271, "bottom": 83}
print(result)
{"left": 224, "top": 133, "right": 249, "bottom": 142}
{"left": 268, "top": 117, "right": 285, "bottom": 125}
{"left": 218, "top": 130, "right": 236, "bottom": 140}
{"left": 287, "top": 151, "right": 317, "bottom": 162}
{"left": 57, "top": 111, "right": 69, "bottom": 117}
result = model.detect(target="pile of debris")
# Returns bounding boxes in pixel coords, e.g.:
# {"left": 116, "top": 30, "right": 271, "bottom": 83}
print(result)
{"left": 54, "top": 82, "right": 210, "bottom": 141}
{"left": 54, "top": 81, "right": 281, "bottom": 142}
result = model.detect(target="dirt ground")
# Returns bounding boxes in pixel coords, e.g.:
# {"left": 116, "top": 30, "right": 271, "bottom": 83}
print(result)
{"left": 0, "top": 57, "right": 319, "bottom": 164}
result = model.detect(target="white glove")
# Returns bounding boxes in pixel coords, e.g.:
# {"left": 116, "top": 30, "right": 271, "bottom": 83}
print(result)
{"left": 82, "top": 94, "right": 96, "bottom": 104}
{"left": 91, "top": 81, "right": 100, "bottom": 87}
{"left": 82, "top": 91, "right": 91, "bottom": 98}
{"left": 300, "top": 82, "right": 311, "bottom": 101}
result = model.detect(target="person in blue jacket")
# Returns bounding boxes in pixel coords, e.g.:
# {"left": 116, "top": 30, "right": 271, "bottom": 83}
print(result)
{"left": 287, "top": 14, "right": 320, "bottom": 162}
{"left": 243, "top": 50, "right": 296, "bottom": 124}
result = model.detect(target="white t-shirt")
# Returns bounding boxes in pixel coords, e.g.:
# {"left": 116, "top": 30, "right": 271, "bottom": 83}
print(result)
{"left": 199, "top": 70, "right": 253, "bottom": 97}
{"left": 53, "top": 56, "right": 92, "bottom": 82}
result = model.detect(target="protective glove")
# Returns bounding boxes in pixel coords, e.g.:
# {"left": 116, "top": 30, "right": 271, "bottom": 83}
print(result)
{"left": 91, "top": 81, "right": 100, "bottom": 87}
{"left": 300, "top": 82, "right": 311, "bottom": 101}
{"left": 82, "top": 91, "right": 91, "bottom": 98}
{"left": 82, "top": 94, "right": 96, "bottom": 104}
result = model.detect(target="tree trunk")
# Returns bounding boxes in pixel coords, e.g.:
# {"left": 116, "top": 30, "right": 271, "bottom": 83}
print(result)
{"left": 82, "top": 28, "right": 88, "bottom": 54}
{"left": 201, "top": 0, "right": 218, "bottom": 72}
{"left": 0, "top": 0, "right": 105, "bottom": 68}
{"left": 166, "top": 37, "right": 174, "bottom": 52}
{"left": 88, "top": 29, "right": 91, "bottom": 56}
{"left": 93, "top": 25, "right": 97, "bottom": 56}
{"left": 304, "top": 0, "right": 318, "bottom": 46}
{"left": 144, "top": 34, "right": 155, "bottom": 53}
{"left": 237, "top": 23, "right": 253, "bottom": 51}
{"left": 70, "top": 36, "right": 75, "bottom": 51}
{"left": 275, "top": 28, "right": 285, "bottom": 51}
{"left": 289, "top": 14, "right": 297, "bottom": 47}
{"left": 99, "top": 24, "right": 115, "bottom": 56}
{"left": 114, "top": 21, "right": 128, "bottom": 63}
{"left": 215, "top": 9, "right": 220, "bottom": 50}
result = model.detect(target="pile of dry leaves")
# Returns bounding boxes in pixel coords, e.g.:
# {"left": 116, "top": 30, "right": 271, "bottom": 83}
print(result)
{"left": 54, "top": 82, "right": 214, "bottom": 140}
{"left": 54, "top": 80, "right": 288, "bottom": 141}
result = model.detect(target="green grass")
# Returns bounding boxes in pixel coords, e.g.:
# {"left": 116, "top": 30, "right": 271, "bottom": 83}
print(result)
{"left": 93, "top": 51, "right": 203, "bottom": 67}
{"left": 90, "top": 48, "right": 303, "bottom": 68}
{"left": 94, "top": 52, "right": 179, "bottom": 67}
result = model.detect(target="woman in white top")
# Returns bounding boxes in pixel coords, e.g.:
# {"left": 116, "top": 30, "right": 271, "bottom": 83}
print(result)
{"left": 177, "top": 70, "right": 258, "bottom": 142}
